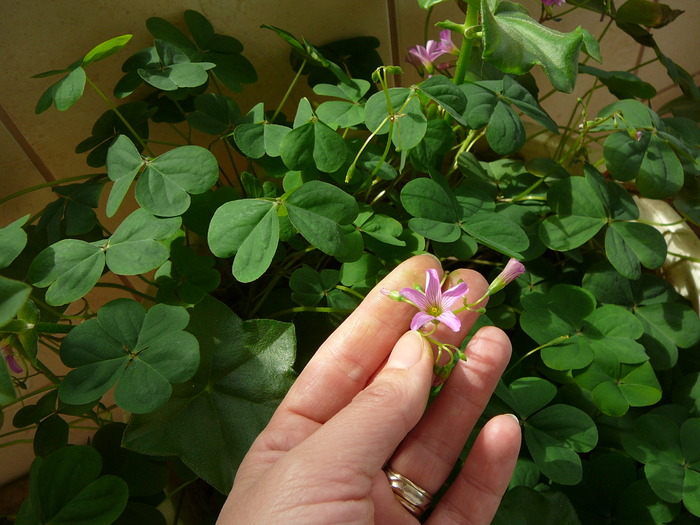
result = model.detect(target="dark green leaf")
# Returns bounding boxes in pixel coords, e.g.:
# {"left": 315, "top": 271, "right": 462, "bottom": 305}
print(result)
{"left": 27, "top": 240, "right": 104, "bottom": 306}
{"left": 208, "top": 199, "right": 279, "bottom": 282}
{"left": 605, "top": 221, "right": 667, "bottom": 279}
{"left": 59, "top": 299, "right": 199, "bottom": 413}
{"left": 106, "top": 135, "right": 144, "bottom": 217}
{"left": 284, "top": 181, "right": 358, "bottom": 256}
{"left": 136, "top": 145, "right": 219, "bottom": 217}
{"left": 123, "top": 296, "right": 296, "bottom": 493}
{"left": 480, "top": 0, "right": 600, "bottom": 93}
{"left": 21, "top": 446, "right": 128, "bottom": 525}
{"left": 0, "top": 215, "right": 29, "bottom": 270}
{"left": 524, "top": 404, "right": 598, "bottom": 485}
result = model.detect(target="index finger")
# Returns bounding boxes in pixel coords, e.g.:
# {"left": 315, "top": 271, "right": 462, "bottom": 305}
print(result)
{"left": 279, "top": 254, "right": 442, "bottom": 425}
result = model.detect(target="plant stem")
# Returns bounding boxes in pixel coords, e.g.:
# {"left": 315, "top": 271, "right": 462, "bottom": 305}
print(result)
{"left": 272, "top": 58, "right": 307, "bottom": 123}
{"left": 453, "top": 1, "right": 480, "bottom": 86}
{"left": 85, "top": 76, "right": 155, "bottom": 156}
{"left": 0, "top": 174, "right": 102, "bottom": 206}
{"left": 270, "top": 306, "right": 355, "bottom": 317}
{"left": 505, "top": 335, "right": 570, "bottom": 376}
{"left": 93, "top": 282, "right": 157, "bottom": 302}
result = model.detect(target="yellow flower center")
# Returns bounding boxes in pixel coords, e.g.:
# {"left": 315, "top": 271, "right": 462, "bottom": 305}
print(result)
{"left": 427, "top": 305, "right": 441, "bottom": 317}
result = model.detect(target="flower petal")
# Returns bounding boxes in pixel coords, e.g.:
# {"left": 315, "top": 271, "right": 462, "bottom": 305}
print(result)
{"left": 411, "top": 311, "right": 435, "bottom": 331}
{"left": 436, "top": 311, "right": 461, "bottom": 332}
{"left": 441, "top": 281, "right": 468, "bottom": 305}
{"left": 400, "top": 287, "right": 430, "bottom": 310}
{"left": 424, "top": 269, "right": 442, "bottom": 306}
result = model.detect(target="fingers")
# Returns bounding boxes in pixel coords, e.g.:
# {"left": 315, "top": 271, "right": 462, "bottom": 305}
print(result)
{"left": 427, "top": 414, "right": 521, "bottom": 525}
{"left": 275, "top": 254, "right": 442, "bottom": 426}
{"left": 291, "top": 331, "right": 434, "bottom": 477}
{"left": 388, "top": 325, "right": 512, "bottom": 494}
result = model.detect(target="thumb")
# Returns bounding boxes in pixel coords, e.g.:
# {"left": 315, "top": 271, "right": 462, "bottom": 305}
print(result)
{"left": 297, "top": 331, "right": 433, "bottom": 475}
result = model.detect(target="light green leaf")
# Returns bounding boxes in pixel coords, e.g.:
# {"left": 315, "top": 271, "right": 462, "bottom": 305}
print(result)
{"left": 82, "top": 35, "right": 133, "bottom": 66}
{"left": 53, "top": 67, "right": 87, "bottom": 111}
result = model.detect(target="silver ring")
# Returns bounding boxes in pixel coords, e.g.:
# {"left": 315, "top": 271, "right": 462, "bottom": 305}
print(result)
{"left": 383, "top": 464, "right": 433, "bottom": 518}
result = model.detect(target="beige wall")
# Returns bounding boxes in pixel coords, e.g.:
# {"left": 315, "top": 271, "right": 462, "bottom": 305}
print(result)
{"left": 1, "top": 0, "right": 698, "bottom": 486}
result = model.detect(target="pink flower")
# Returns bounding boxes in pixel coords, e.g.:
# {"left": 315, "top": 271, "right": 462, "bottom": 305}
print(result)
{"left": 487, "top": 258, "right": 526, "bottom": 295}
{"left": 3, "top": 346, "right": 23, "bottom": 374}
{"left": 398, "top": 269, "right": 468, "bottom": 332}
{"left": 437, "top": 30, "right": 459, "bottom": 55}
{"left": 407, "top": 39, "right": 444, "bottom": 74}
{"left": 541, "top": 0, "right": 566, "bottom": 6}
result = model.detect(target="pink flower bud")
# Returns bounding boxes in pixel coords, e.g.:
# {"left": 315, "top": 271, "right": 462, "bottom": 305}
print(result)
{"left": 3, "top": 347, "right": 23, "bottom": 374}
{"left": 487, "top": 258, "right": 526, "bottom": 295}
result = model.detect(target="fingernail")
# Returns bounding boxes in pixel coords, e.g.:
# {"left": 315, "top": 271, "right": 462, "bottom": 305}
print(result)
{"left": 506, "top": 413, "right": 520, "bottom": 425}
{"left": 385, "top": 332, "right": 424, "bottom": 370}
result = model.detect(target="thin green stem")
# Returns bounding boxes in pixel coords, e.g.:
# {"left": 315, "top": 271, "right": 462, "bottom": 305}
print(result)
{"left": 667, "top": 251, "right": 700, "bottom": 263}
{"left": 270, "top": 306, "right": 355, "bottom": 317}
{"left": 272, "top": 59, "right": 307, "bottom": 123}
{"left": 85, "top": 76, "right": 155, "bottom": 156}
{"left": 93, "top": 282, "right": 157, "bottom": 302}
{"left": 0, "top": 174, "right": 102, "bottom": 206}
{"left": 335, "top": 285, "right": 365, "bottom": 301}
{"left": 0, "top": 384, "right": 57, "bottom": 409}
{"left": 505, "top": 335, "right": 570, "bottom": 376}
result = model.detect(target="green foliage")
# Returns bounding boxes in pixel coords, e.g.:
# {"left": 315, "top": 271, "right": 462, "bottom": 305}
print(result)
{"left": 122, "top": 296, "right": 296, "bottom": 494}
{"left": 2, "top": 2, "right": 699, "bottom": 523}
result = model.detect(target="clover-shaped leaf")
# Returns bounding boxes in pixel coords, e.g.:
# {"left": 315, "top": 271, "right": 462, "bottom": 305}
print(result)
{"left": 495, "top": 377, "right": 557, "bottom": 419}
{"left": 480, "top": 0, "right": 600, "bottom": 93}
{"left": 364, "top": 88, "right": 427, "bottom": 151}
{"left": 36, "top": 181, "right": 104, "bottom": 243}
{"left": 401, "top": 177, "right": 528, "bottom": 257}
{"left": 623, "top": 414, "right": 700, "bottom": 517}
{"left": 58, "top": 298, "right": 199, "bottom": 414}
{"left": 208, "top": 199, "right": 279, "bottom": 283}
{"left": 523, "top": 404, "right": 598, "bottom": 485}
{"left": 565, "top": 452, "right": 679, "bottom": 524}
{"left": 123, "top": 296, "right": 296, "bottom": 493}
{"left": 279, "top": 104, "right": 347, "bottom": 173}
{"left": 284, "top": 181, "right": 359, "bottom": 257}
{"left": 16, "top": 446, "right": 128, "bottom": 525}
{"left": 106, "top": 135, "right": 219, "bottom": 217}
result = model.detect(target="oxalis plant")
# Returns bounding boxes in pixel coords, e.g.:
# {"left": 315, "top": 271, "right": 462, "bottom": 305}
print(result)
{"left": 1, "top": 0, "right": 700, "bottom": 522}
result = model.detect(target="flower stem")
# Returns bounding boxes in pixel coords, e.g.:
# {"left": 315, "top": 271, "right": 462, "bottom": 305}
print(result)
{"left": 0, "top": 174, "right": 102, "bottom": 206}
{"left": 272, "top": 58, "right": 307, "bottom": 123}
{"left": 85, "top": 76, "right": 154, "bottom": 156}
{"left": 453, "top": 1, "right": 480, "bottom": 86}
{"left": 505, "top": 335, "right": 570, "bottom": 376}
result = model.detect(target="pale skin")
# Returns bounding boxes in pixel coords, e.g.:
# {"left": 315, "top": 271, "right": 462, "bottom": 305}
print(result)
{"left": 218, "top": 254, "right": 521, "bottom": 524}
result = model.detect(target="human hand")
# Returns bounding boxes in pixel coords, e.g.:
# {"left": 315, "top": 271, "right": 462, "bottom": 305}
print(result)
{"left": 217, "top": 255, "right": 521, "bottom": 524}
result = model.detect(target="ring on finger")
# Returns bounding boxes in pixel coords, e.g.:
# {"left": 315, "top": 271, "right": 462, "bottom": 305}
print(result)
{"left": 383, "top": 464, "right": 434, "bottom": 518}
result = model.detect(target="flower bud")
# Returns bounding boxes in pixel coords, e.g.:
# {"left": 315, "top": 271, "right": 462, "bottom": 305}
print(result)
{"left": 487, "top": 258, "right": 526, "bottom": 295}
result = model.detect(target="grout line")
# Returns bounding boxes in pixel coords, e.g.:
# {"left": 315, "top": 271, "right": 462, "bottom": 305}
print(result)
{"left": 386, "top": 0, "right": 402, "bottom": 87}
{"left": 0, "top": 103, "right": 56, "bottom": 183}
